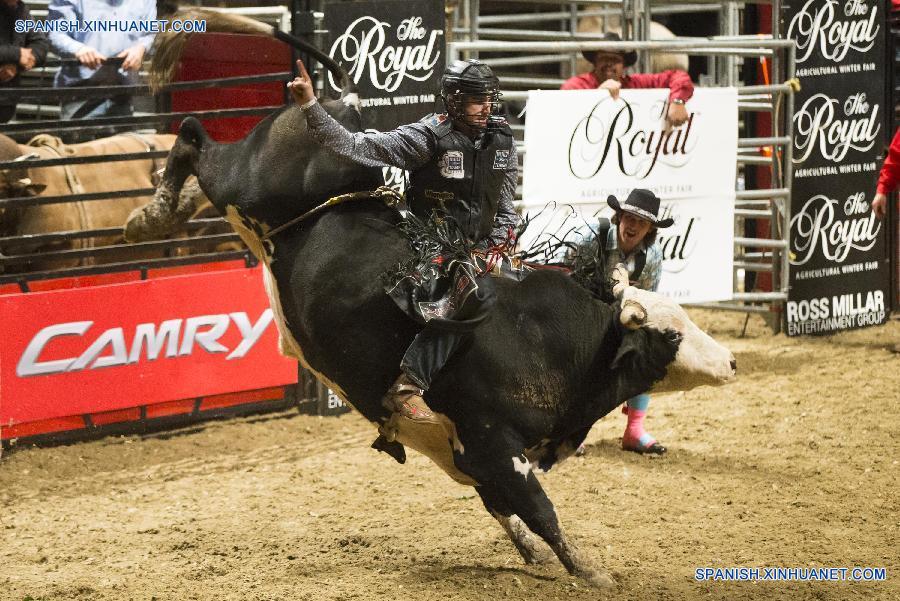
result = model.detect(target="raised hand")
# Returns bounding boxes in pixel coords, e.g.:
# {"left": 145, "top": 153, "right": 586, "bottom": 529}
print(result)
{"left": 599, "top": 78, "right": 621, "bottom": 100}
{"left": 666, "top": 101, "right": 688, "bottom": 128}
{"left": 286, "top": 59, "right": 316, "bottom": 106}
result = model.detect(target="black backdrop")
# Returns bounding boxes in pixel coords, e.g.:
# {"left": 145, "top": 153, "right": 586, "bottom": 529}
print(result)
{"left": 324, "top": 0, "right": 446, "bottom": 132}
{"left": 783, "top": 0, "right": 892, "bottom": 335}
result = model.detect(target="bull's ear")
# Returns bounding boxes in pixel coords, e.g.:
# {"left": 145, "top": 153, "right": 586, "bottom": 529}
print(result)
{"left": 611, "top": 331, "right": 642, "bottom": 372}
{"left": 611, "top": 328, "right": 678, "bottom": 384}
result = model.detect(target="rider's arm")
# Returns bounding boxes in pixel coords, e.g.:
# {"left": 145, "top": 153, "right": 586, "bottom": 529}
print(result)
{"left": 488, "top": 142, "right": 521, "bottom": 245}
{"left": 303, "top": 102, "right": 435, "bottom": 171}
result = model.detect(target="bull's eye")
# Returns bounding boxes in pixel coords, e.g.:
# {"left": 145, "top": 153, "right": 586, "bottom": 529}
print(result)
{"left": 667, "top": 331, "right": 683, "bottom": 345}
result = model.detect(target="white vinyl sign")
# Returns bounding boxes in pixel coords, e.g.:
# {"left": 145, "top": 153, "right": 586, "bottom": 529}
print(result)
{"left": 522, "top": 88, "right": 738, "bottom": 303}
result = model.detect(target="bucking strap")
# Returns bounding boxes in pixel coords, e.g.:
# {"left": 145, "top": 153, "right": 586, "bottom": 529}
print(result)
{"left": 262, "top": 185, "right": 402, "bottom": 240}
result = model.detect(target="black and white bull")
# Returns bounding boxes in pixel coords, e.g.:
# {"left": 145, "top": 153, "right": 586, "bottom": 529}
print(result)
{"left": 127, "top": 33, "right": 736, "bottom": 589}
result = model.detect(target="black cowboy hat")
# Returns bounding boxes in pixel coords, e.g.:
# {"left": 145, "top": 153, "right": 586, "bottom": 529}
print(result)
{"left": 607, "top": 189, "right": 674, "bottom": 228}
{"left": 582, "top": 32, "right": 638, "bottom": 67}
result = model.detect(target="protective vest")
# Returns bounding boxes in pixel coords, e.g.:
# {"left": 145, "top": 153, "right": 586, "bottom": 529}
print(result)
{"left": 406, "top": 114, "right": 515, "bottom": 243}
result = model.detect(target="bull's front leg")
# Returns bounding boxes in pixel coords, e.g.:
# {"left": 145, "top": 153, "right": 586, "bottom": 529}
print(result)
{"left": 478, "top": 494, "right": 554, "bottom": 565}
{"left": 458, "top": 428, "right": 616, "bottom": 588}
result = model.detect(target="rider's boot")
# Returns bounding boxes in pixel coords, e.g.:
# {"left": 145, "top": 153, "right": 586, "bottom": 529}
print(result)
{"left": 380, "top": 373, "right": 435, "bottom": 422}
{"left": 371, "top": 373, "right": 438, "bottom": 464}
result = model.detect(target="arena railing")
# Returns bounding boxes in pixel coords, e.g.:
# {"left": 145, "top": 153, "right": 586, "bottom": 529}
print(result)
{"left": 0, "top": 4, "right": 301, "bottom": 286}
{"left": 452, "top": 0, "right": 739, "bottom": 79}
{"left": 15, "top": 3, "right": 292, "bottom": 119}
{"left": 449, "top": 31, "right": 797, "bottom": 331}
{"left": 0, "top": 70, "right": 292, "bottom": 286}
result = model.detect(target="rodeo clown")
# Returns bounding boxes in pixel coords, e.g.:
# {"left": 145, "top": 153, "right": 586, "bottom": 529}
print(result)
{"left": 576, "top": 189, "right": 674, "bottom": 455}
{"left": 287, "top": 58, "right": 520, "bottom": 450}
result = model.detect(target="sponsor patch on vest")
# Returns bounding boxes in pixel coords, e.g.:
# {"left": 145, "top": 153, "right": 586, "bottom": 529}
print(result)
{"left": 424, "top": 189, "right": 454, "bottom": 211}
{"left": 439, "top": 150, "right": 464, "bottom": 179}
{"left": 493, "top": 149, "right": 510, "bottom": 169}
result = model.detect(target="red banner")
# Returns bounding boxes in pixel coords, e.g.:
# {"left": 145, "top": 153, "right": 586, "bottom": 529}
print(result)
{"left": 172, "top": 33, "right": 290, "bottom": 142}
{"left": 0, "top": 265, "right": 297, "bottom": 428}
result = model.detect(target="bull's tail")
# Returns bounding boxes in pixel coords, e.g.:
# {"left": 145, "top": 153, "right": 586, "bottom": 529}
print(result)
{"left": 150, "top": 8, "right": 276, "bottom": 91}
{"left": 149, "top": 7, "right": 353, "bottom": 96}
{"left": 272, "top": 29, "right": 355, "bottom": 96}
{"left": 124, "top": 117, "right": 208, "bottom": 243}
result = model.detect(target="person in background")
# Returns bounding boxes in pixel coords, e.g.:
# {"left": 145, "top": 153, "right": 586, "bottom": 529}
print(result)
{"left": 561, "top": 31, "right": 693, "bottom": 129}
{"left": 872, "top": 127, "right": 900, "bottom": 220}
{"left": 871, "top": 126, "right": 900, "bottom": 355}
{"left": 0, "top": 0, "right": 49, "bottom": 123}
{"left": 48, "top": 0, "right": 156, "bottom": 138}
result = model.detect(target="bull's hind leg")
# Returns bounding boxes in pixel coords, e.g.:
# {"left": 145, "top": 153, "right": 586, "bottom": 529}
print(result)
{"left": 124, "top": 118, "right": 205, "bottom": 243}
{"left": 459, "top": 432, "right": 615, "bottom": 588}
{"left": 124, "top": 176, "right": 204, "bottom": 242}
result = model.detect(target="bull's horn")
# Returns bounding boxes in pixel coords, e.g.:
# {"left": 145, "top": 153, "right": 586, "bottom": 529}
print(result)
{"left": 611, "top": 263, "right": 630, "bottom": 298}
{"left": 619, "top": 299, "right": 647, "bottom": 329}
{"left": 16, "top": 177, "right": 32, "bottom": 185}
{"left": 12, "top": 152, "right": 39, "bottom": 162}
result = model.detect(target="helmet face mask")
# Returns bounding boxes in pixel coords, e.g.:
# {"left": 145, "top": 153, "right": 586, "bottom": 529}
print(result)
{"left": 440, "top": 60, "right": 503, "bottom": 130}
{"left": 444, "top": 91, "right": 504, "bottom": 129}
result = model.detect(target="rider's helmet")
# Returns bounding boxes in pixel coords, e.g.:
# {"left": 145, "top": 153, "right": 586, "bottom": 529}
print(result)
{"left": 440, "top": 59, "right": 503, "bottom": 130}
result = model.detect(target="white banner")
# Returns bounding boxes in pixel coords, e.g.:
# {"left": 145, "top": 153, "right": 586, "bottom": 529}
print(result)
{"left": 521, "top": 88, "right": 738, "bottom": 303}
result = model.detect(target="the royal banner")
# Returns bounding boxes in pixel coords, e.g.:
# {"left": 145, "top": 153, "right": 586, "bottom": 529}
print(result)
{"left": 522, "top": 88, "right": 738, "bottom": 303}
{"left": 324, "top": 0, "right": 445, "bottom": 190}
{"left": 783, "top": 0, "right": 891, "bottom": 335}
{"left": 324, "top": 0, "right": 445, "bottom": 131}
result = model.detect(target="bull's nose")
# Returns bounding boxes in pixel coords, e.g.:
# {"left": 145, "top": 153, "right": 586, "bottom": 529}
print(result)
{"left": 730, "top": 358, "right": 737, "bottom": 373}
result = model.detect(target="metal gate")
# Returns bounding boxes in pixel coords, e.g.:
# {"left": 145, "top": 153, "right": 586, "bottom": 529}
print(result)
{"left": 449, "top": 0, "right": 796, "bottom": 332}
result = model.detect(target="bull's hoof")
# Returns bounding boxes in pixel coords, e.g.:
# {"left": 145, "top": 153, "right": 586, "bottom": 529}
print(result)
{"left": 579, "top": 567, "right": 617, "bottom": 589}
{"left": 371, "top": 435, "right": 406, "bottom": 464}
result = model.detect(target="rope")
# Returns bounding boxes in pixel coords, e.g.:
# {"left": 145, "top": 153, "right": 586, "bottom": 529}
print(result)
{"left": 261, "top": 186, "right": 403, "bottom": 241}
{"left": 26, "top": 134, "right": 85, "bottom": 195}
{"left": 25, "top": 135, "right": 93, "bottom": 252}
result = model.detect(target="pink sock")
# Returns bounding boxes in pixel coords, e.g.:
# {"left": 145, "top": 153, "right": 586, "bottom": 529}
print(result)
{"left": 622, "top": 408, "right": 656, "bottom": 449}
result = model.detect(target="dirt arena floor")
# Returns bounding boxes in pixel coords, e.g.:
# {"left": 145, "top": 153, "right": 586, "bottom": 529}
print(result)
{"left": 2, "top": 310, "right": 898, "bottom": 601}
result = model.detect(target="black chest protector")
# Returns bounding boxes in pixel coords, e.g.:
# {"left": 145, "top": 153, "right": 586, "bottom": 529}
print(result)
{"left": 406, "top": 114, "right": 515, "bottom": 243}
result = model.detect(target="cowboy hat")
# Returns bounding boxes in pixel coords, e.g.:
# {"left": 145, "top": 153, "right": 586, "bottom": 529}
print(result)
{"left": 607, "top": 189, "right": 674, "bottom": 228}
{"left": 582, "top": 32, "right": 638, "bottom": 67}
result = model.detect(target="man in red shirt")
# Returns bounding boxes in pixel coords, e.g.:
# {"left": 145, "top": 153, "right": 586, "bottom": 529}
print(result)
{"left": 872, "top": 127, "right": 900, "bottom": 219}
{"left": 561, "top": 32, "right": 693, "bottom": 129}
